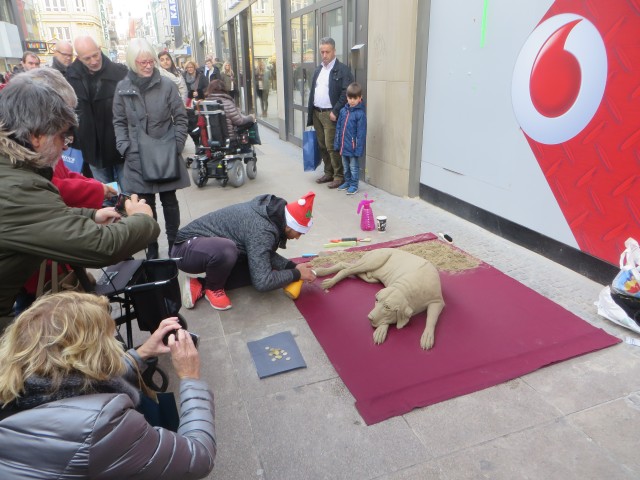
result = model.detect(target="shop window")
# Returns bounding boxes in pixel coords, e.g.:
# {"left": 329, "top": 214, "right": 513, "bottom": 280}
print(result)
{"left": 49, "top": 26, "right": 71, "bottom": 41}
{"left": 252, "top": 0, "right": 279, "bottom": 128}
{"left": 291, "top": 0, "right": 315, "bottom": 14}
{"left": 44, "top": 0, "right": 66, "bottom": 12}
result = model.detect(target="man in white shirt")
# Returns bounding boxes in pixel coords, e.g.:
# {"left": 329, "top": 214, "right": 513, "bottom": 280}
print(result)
{"left": 306, "top": 37, "right": 353, "bottom": 189}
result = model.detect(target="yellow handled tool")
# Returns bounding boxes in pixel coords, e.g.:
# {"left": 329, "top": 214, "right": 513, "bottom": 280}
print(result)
{"left": 323, "top": 241, "right": 357, "bottom": 248}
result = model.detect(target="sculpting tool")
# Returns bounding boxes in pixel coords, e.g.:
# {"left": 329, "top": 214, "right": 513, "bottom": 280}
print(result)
{"left": 329, "top": 237, "right": 371, "bottom": 243}
{"left": 323, "top": 241, "right": 357, "bottom": 248}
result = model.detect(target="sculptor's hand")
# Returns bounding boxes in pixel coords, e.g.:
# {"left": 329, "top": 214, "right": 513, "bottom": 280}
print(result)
{"left": 125, "top": 194, "right": 153, "bottom": 217}
{"left": 170, "top": 329, "right": 200, "bottom": 380}
{"left": 296, "top": 263, "right": 317, "bottom": 282}
{"left": 136, "top": 317, "right": 183, "bottom": 359}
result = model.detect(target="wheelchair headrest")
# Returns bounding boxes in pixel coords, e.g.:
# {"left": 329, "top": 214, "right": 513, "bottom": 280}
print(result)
{"left": 199, "top": 100, "right": 225, "bottom": 113}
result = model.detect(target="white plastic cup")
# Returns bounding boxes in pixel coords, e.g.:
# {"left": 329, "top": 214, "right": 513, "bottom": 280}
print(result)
{"left": 376, "top": 215, "right": 387, "bottom": 232}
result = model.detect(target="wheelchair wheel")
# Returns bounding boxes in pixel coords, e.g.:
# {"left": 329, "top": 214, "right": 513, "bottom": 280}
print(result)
{"left": 226, "top": 160, "right": 245, "bottom": 187}
{"left": 246, "top": 159, "right": 257, "bottom": 180}
{"left": 191, "top": 167, "right": 208, "bottom": 188}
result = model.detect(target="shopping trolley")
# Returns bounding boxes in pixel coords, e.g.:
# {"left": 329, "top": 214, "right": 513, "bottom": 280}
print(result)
{"left": 78, "top": 258, "right": 187, "bottom": 391}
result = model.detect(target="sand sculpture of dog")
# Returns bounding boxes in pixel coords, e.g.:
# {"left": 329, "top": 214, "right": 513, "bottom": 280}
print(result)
{"left": 314, "top": 248, "right": 445, "bottom": 350}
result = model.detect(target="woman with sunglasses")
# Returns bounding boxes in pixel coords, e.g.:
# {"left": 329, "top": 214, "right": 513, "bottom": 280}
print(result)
{"left": 113, "top": 38, "right": 190, "bottom": 260}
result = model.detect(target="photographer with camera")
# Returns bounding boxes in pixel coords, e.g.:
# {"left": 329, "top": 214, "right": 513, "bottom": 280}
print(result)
{"left": 0, "top": 292, "right": 216, "bottom": 479}
{"left": 0, "top": 66, "right": 159, "bottom": 332}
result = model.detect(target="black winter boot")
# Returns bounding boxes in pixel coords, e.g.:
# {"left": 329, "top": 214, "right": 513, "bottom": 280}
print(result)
{"left": 146, "top": 242, "right": 159, "bottom": 260}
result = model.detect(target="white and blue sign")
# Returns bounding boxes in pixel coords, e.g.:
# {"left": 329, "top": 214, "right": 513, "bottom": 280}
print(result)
{"left": 168, "top": 0, "right": 180, "bottom": 26}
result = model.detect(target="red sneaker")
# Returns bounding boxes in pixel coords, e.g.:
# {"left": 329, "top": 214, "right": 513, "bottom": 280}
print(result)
{"left": 204, "top": 289, "right": 232, "bottom": 311}
{"left": 182, "top": 277, "right": 204, "bottom": 309}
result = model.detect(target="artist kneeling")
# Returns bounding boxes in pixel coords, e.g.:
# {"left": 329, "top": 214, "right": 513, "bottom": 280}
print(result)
{"left": 0, "top": 292, "right": 216, "bottom": 479}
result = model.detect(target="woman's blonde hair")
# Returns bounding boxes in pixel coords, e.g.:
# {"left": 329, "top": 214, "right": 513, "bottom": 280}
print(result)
{"left": 184, "top": 60, "right": 198, "bottom": 70}
{"left": 126, "top": 37, "right": 156, "bottom": 74}
{"left": 0, "top": 292, "right": 126, "bottom": 406}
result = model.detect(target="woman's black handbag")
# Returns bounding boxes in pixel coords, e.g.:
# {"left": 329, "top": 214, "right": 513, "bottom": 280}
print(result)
{"left": 124, "top": 97, "right": 180, "bottom": 183}
{"left": 127, "top": 354, "right": 180, "bottom": 432}
{"left": 137, "top": 391, "right": 180, "bottom": 432}
{"left": 247, "top": 122, "right": 261, "bottom": 145}
{"left": 137, "top": 126, "right": 180, "bottom": 183}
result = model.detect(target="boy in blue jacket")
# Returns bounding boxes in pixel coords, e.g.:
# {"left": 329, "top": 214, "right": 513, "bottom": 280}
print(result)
{"left": 334, "top": 82, "right": 367, "bottom": 195}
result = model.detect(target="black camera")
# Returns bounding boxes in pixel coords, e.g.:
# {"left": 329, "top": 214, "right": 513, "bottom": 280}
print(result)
{"left": 162, "top": 329, "right": 199, "bottom": 349}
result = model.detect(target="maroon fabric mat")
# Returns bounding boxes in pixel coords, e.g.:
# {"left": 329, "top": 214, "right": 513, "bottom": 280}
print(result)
{"left": 294, "top": 234, "right": 620, "bottom": 425}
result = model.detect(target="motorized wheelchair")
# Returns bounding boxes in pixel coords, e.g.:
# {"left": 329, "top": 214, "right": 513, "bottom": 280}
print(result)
{"left": 187, "top": 100, "right": 260, "bottom": 188}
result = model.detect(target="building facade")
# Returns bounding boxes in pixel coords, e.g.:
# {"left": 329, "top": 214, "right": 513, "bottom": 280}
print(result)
{"left": 3, "top": 0, "right": 632, "bottom": 280}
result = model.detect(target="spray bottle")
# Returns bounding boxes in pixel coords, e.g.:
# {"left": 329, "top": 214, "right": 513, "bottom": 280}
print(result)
{"left": 357, "top": 194, "right": 375, "bottom": 231}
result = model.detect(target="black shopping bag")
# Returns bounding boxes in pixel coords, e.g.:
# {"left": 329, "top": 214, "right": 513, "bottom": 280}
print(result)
{"left": 303, "top": 129, "right": 321, "bottom": 172}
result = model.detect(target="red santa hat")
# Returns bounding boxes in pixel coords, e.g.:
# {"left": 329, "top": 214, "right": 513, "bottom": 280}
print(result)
{"left": 285, "top": 191, "right": 315, "bottom": 234}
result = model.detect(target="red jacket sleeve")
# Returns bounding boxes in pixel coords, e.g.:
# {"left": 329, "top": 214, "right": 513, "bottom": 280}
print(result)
{"left": 53, "top": 160, "right": 105, "bottom": 209}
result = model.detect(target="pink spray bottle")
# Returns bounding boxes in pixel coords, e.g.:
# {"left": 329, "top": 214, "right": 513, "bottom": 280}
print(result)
{"left": 357, "top": 194, "right": 375, "bottom": 231}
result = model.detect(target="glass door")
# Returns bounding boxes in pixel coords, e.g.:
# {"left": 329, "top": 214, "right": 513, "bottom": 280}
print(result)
{"left": 235, "top": 11, "right": 254, "bottom": 115}
{"left": 288, "top": 12, "right": 316, "bottom": 143}
{"left": 321, "top": 6, "right": 344, "bottom": 63}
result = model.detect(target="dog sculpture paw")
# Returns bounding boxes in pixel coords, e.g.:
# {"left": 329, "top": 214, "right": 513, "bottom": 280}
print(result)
{"left": 321, "top": 278, "right": 337, "bottom": 290}
{"left": 420, "top": 330, "right": 435, "bottom": 350}
{"left": 373, "top": 324, "right": 389, "bottom": 345}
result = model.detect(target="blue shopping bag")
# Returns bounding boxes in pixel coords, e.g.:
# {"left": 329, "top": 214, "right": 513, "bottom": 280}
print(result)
{"left": 61, "top": 147, "right": 84, "bottom": 173}
{"left": 303, "top": 129, "right": 321, "bottom": 172}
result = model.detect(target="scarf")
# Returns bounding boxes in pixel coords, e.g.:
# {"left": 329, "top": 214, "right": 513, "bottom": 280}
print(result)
{"left": 184, "top": 71, "right": 197, "bottom": 89}
{"left": 51, "top": 56, "right": 68, "bottom": 74}
{"left": 2, "top": 373, "right": 140, "bottom": 417}
{"left": 79, "top": 55, "right": 108, "bottom": 101}
{"left": 128, "top": 68, "right": 159, "bottom": 93}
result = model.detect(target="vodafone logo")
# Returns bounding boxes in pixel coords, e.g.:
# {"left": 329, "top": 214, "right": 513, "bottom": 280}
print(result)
{"left": 512, "top": 14, "right": 607, "bottom": 145}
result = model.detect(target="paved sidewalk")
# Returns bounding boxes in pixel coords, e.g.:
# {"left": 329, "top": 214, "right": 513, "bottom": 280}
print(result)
{"left": 150, "top": 127, "right": 640, "bottom": 480}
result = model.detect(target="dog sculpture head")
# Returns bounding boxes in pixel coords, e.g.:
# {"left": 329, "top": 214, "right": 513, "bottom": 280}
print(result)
{"left": 368, "top": 287, "right": 413, "bottom": 330}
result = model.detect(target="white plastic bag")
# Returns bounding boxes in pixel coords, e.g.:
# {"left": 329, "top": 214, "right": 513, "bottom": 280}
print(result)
{"left": 595, "top": 286, "right": 640, "bottom": 334}
{"left": 612, "top": 238, "right": 640, "bottom": 297}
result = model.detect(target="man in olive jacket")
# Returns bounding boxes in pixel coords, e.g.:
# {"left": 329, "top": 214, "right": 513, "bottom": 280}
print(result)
{"left": 0, "top": 76, "right": 160, "bottom": 329}
{"left": 66, "top": 36, "right": 128, "bottom": 183}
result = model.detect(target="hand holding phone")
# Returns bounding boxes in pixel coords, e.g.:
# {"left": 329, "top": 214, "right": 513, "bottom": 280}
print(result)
{"left": 114, "top": 193, "right": 131, "bottom": 216}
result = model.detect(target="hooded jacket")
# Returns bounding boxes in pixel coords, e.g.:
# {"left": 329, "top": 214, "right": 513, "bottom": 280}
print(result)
{"left": 204, "top": 92, "right": 254, "bottom": 139}
{"left": 0, "top": 350, "right": 216, "bottom": 479}
{"left": 175, "top": 194, "right": 301, "bottom": 291}
{"left": 334, "top": 101, "right": 366, "bottom": 157}
{"left": 112, "top": 69, "right": 190, "bottom": 195}
{"left": 0, "top": 129, "right": 160, "bottom": 319}
{"left": 65, "top": 55, "right": 128, "bottom": 169}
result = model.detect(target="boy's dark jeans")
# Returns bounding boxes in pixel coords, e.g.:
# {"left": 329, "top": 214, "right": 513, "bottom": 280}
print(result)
{"left": 342, "top": 156, "right": 359, "bottom": 188}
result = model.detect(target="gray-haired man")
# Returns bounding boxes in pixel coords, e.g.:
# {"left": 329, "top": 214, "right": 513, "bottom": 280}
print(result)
{"left": 0, "top": 77, "right": 159, "bottom": 329}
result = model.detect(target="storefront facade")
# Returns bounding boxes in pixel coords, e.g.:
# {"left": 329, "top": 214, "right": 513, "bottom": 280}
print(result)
{"left": 213, "top": 0, "right": 367, "bottom": 144}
